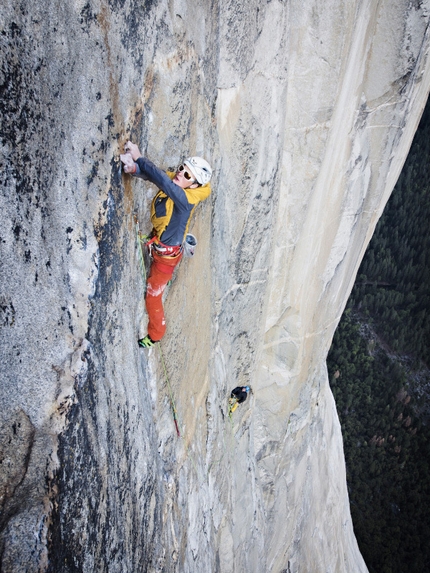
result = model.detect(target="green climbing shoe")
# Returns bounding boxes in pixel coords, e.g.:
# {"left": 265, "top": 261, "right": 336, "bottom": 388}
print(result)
{"left": 138, "top": 335, "right": 157, "bottom": 348}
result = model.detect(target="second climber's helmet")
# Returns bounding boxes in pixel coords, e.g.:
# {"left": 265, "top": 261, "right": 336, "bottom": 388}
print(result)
{"left": 184, "top": 156, "right": 212, "bottom": 185}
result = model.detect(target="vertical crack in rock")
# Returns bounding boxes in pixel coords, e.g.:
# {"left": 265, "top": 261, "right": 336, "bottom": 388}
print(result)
{"left": 48, "top": 166, "right": 164, "bottom": 572}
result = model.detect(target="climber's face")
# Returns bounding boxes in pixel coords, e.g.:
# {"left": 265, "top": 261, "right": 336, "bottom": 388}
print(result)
{"left": 173, "top": 164, "right": 197, "bottom": 189}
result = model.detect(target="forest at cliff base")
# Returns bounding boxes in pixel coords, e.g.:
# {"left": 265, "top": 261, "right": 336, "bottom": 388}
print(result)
{"left": 327, "top": 98, "right": 430, "bottom": 573}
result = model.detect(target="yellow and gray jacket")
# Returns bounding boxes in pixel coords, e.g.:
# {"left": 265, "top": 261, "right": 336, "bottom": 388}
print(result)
{"left": 134, "top": 157, "right": 211, "bottom": 246}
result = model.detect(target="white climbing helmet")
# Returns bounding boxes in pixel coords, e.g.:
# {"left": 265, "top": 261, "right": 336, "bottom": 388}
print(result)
{"left": 184, "top": 156, "right": 212, "bottom": 185}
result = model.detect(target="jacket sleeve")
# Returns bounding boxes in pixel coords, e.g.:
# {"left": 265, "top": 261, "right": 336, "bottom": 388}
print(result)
{"left": 132, "top": 162, "right": 148, "bottom": 180}
{"left": 135, "top": 157, "right": 190, "bottom": 210}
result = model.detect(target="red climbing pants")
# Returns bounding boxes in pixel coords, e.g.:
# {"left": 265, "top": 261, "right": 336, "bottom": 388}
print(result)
{"left": 146, "top": 250, "right": 183, "bottom": 341}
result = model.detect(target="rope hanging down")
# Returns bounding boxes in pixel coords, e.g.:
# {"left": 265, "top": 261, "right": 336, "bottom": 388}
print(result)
{"left": 158, "top": 344, "right": 181, "bottom": 437}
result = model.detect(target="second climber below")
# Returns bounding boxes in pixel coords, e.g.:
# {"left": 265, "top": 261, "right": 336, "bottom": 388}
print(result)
{"left": 120, "top": 141, "right": 212, "bottom": 348}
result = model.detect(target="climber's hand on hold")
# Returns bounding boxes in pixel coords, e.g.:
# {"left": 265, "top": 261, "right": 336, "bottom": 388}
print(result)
{"left": 124, "top": 140, "right": 141, "bottom": 161}
{"left": 120, "top": 140, "right": 142, "bottom": 173}
{"left": 120, "top": 150, "right": 137, "bottom": 174}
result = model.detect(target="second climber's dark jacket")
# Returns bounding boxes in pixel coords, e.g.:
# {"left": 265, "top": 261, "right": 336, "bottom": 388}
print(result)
{"left": 231, "top": 387, "right": 248, "bottom": 404}
{"left": 134, "top": 157, "right": 211, "bottom": 246}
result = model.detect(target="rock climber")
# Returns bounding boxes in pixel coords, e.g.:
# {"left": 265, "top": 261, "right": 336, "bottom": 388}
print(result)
{"left": 120, "top": 141, "right": 212, "bottom": 348}
{"left": 228, "top": 386, "right": 251, "bottom": 415}
{"left": 230, "top": 386, "right": 251, "bottom": 404}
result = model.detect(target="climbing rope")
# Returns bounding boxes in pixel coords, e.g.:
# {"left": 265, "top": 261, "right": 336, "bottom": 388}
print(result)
{"left": 158, "top": 344, "right": 204, "bottom": 480}
{"left": 159, "top": 341, "right": 238, "bottom": 475}
{"left": 158, "top": 343, "right": 181, "bottom": 438}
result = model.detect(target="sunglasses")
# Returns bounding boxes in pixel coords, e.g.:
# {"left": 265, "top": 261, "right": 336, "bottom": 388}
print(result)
{"left": 178, "top": 165, "right": 195, "bottom": 181}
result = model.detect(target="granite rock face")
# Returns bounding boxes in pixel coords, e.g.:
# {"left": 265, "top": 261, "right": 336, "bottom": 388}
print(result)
{"left": 1, "top": 0, "right": 430, "bottom": 571}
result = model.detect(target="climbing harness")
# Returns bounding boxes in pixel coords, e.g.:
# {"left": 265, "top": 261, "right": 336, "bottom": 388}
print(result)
{"left": 152, "top": 240, "right": 182, "bottom": 257}
{"left": 142, "top": 233, "right": 183, "bottom": 258}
